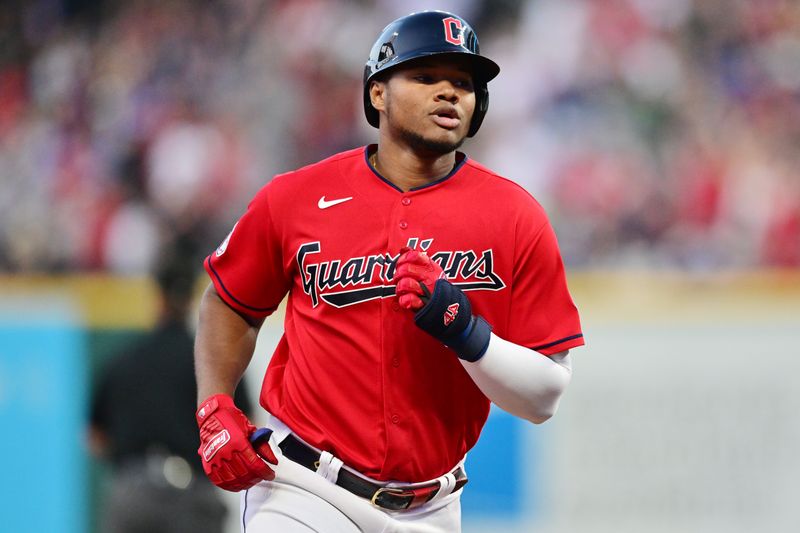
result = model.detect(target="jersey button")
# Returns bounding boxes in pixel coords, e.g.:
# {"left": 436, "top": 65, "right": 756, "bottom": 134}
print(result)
{"left": 392, "top": 357, "right": 400, "bottom": 367}
{"left": 392, "top": 303, "right": 400, "bottom": 312}
{"left": 399, "top": 220, "right": 408, "bottom": 230}
{"left": 391, "top": 414, "right": 400, "bottom": 424}
{"left": 401, "top": 197, "right": 411, "bottom": 206}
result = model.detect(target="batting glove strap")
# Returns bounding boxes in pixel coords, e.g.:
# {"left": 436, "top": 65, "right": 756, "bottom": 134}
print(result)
{"left": 414, "top": 279, "right": 493, "bottom": 362}
{"left": 196, "top": 393, "right": 233, "bottom": 427}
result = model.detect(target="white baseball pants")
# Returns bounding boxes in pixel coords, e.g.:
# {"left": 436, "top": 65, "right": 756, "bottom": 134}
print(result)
{"left": 241, "top": 415, "right": 463, "bottom": 533}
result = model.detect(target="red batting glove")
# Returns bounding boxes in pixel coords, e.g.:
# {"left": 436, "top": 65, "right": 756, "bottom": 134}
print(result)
{"left": 394, "top": 248, "right": 445, "bottom": 311}
{"left": 196, "top": 393, "right": 277, "bottom": 491}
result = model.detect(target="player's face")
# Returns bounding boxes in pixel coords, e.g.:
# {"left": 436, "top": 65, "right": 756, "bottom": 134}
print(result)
{"left": 376, "top": 57, "right": 477, "bottom": 155}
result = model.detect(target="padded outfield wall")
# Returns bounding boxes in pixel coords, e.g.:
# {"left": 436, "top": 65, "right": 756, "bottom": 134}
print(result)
{"left": 1, "top": 272, "right": 798, "bottom": 533}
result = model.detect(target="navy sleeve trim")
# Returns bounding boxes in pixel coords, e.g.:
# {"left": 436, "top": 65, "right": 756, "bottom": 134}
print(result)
{"left": 532, "top": 333, "right": 584, "bottom": 351}
{"left": 206, "top": 256, "right": 278, "bottom": 313}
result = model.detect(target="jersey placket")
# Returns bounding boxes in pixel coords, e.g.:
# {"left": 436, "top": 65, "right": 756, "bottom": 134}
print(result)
{"left": 378, "top": 189, "right": 420, "bottom": 476}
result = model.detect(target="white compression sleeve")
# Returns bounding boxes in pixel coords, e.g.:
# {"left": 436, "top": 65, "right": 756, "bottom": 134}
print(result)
{"left": 460, "top": 333, "right": 573, "bottom": 424}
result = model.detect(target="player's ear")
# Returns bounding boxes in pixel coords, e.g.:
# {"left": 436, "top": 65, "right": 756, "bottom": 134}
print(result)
{"left": 369, "top": 79, "right": 387, "bottom": 113}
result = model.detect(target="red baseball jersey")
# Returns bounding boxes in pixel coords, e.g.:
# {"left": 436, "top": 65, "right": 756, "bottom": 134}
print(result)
{"left": 205, "top": 145, "right": 583, "bottom": 482}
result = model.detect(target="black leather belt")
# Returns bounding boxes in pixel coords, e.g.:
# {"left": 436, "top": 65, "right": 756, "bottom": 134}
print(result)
{"left": 278, "top": 434, "right": 468, "bottom": 511}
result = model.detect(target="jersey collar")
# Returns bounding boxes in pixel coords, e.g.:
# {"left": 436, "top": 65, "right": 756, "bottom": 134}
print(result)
{"left": 364, "top": 145, "right": 468, "bottom": 193}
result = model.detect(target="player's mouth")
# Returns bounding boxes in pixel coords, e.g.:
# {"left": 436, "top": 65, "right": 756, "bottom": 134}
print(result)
{"left": 430, "top": 106, "right": 461, "bottom": 130}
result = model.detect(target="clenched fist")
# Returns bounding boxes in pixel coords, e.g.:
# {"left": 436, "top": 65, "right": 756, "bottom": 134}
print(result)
{"left": 394, "top": 248, "right": 492, "bottom": 362}
{"left": 196, "top": 393, "right": 278, "bottom": 491}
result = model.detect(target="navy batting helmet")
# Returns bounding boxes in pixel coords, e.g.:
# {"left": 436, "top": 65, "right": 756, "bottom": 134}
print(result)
{"left": 363, "top": 10, "right": 500, "bottom": 137}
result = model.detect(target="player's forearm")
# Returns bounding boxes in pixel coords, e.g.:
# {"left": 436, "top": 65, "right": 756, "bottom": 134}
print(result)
{"left": 194, "top": 284, "right": 259, "bottom": 404}
{"left": 460, "top": 333, "right": 572, "bottom": 424}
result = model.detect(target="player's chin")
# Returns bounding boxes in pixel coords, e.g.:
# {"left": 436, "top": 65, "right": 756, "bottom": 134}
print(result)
{"left": 398, "top": 123, "right": 467, "bottom": 155}
{"left": 421, "top": 126, "right": 468, "bottom": 151}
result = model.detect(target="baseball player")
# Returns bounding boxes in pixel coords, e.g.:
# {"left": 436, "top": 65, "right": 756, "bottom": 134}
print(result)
{"left": 194, "top": 10, "right": 584, "bottom": 533}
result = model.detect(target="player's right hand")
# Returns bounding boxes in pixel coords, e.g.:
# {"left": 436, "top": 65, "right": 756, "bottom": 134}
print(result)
{"left": 196, "top": 393, "right": 277, "bottom": 492}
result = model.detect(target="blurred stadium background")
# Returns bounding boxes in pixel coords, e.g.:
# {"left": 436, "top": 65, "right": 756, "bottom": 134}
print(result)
{"left": 1, "top": 0, "right": 798, "bottom": 532}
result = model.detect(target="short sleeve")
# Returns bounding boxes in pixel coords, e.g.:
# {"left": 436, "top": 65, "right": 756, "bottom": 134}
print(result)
{"left": 506, "top": 209, "right": 584, "bottom": 355}
{"left": 204, "top": 183, "right": 290, "bottom": 320}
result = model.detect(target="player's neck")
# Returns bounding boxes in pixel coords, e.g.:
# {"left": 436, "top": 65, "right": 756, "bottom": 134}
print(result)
{"left": 371, "top": 144, "right": 457, "bottom": 192}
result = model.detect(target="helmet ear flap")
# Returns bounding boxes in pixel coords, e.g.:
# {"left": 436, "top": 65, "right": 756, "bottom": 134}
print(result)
{"left": 467, "top": 84, "right": 489, "bottom": 137}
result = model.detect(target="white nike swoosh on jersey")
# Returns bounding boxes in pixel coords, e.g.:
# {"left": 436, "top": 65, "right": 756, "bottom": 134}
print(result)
{"left": 318, "top": 196, "right": 353, "bottom": 209}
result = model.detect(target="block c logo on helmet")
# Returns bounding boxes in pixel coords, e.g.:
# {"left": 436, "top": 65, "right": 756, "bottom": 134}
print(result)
{"left": 442, "top": 17, "right": 464, "bottom": 46}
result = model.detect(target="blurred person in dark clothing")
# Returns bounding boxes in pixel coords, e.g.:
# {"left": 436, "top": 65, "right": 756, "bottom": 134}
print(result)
{"left": 90, "top": 245, "right": 254, "bottom": 533}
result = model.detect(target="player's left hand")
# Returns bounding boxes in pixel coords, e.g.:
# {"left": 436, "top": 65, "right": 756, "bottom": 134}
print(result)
{"left": 394, "top": 248, "right": 445, "bottom": 310}
{"left": 394, "top": 248, "right": 492, "bottom": 362}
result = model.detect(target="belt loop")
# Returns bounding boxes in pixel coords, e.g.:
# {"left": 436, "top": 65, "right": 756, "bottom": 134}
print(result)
{"left": 315, "top": 450, "right": 344, "bottom": 484}
{"left": 427, "top": 472, "right": 457, "bottom": 504}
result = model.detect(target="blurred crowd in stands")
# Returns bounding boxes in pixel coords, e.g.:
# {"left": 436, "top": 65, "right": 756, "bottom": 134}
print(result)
{"left": 1, "top": 0, "right": 798, "bottom": 273}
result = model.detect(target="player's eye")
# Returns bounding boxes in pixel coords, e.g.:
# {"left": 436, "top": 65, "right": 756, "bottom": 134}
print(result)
{"left": 453, "top": 78, "right": 473, "bottom": 90}
{"left": 413, "top": 74, "right": 434, "bottom": 83}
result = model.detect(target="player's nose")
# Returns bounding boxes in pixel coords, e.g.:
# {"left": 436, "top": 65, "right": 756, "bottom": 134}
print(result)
{"left": 434, "top": 81, "right": 459, "bottom": 103}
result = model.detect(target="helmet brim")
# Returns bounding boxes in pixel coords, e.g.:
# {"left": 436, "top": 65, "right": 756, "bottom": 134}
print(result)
{"left": 366, "top": 49, "right": 500, "bottom": 86}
